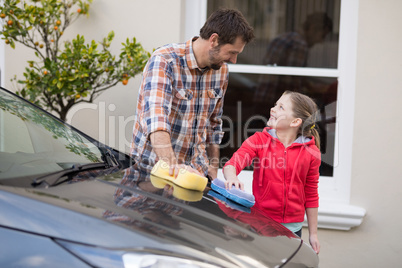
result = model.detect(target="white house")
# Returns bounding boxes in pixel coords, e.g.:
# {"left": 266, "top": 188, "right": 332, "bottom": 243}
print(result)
{"left": 2, "top": 0, "right": 402, "bottom": 267}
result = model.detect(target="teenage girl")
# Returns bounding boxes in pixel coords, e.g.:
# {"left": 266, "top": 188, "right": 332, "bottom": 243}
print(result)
{"left": 223, "top": 90, "right": 321, "bottom": 254}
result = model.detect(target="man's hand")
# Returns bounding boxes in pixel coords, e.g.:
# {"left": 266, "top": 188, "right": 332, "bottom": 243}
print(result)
{"left": 150, "top": 131, "right": 178, "bottom": 176}
{"left": 169, "top": 164, "right": 203, "bottom": 178}
{"left": 150, "top": 131, "right": 208, "bottom": 178}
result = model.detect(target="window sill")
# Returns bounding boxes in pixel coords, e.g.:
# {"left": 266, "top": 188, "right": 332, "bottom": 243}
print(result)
{"left": 304, "top": 202, "right": 366, "bottom": 231}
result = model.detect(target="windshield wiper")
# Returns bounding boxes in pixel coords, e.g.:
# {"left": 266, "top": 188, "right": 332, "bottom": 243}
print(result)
{"left": 31, "top": 162, "right": 107, "bottom": 188}
{"left": 100, "top": 147, "right": 119, "bottom": 168}
{"left": 31, "top": 147, "right": 120, "bottom": 188}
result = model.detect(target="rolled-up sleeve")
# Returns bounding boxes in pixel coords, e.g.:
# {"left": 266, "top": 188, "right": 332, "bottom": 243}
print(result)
{"left": 141, "top": 56, "right": 173, "bottom": 137}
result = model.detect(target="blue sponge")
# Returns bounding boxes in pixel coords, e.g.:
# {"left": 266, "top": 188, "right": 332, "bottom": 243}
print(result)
{"left": 208, "top": 190, "right": 251, "bottom": 213}
{"left": 210, "top": 178, "right": 255, "bottom": 208}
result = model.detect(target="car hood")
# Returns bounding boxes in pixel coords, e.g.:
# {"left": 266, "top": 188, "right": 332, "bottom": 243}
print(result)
{"left": 0, "top": 164, "right": 318, "bottom": 267}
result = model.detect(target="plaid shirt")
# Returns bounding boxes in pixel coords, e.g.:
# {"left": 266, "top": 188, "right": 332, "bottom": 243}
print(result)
{"left": 130, "top": 37, "right": 228, "bottom": 175}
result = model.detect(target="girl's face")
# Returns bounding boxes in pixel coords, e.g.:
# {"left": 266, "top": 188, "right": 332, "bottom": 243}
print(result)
{"left": 267, "top": 94, "right": 297, "bottom": 130}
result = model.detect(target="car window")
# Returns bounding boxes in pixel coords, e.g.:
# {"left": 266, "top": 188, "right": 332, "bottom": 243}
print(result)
{"left": 2, "top": 110, "right": 35, "bottom": 154}
{"left": 0, "top": 88, "right": 103, "bottom": 180}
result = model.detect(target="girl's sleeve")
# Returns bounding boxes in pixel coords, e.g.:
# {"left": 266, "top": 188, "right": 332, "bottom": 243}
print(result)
{"left": 223, "top": 134, "right": 261, "bottom": 175}
{"left": 304, "top": 147, "right": 321, "bottom": 208}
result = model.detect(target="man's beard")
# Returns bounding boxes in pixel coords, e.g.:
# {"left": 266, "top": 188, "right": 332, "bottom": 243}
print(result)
{"left": 209, "top": 46, "right": 223, "bottom": 70}
{"left": 210, "top": 63, "right": 222, "bottom": 70}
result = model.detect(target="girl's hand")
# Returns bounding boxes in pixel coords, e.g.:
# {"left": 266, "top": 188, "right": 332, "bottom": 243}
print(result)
{"left": 309, "top": 233, "right": 320, "bottom": 254}
{"left": 225, "top": 177, "right": 244, "bottom": 191}
{"left": 223, "top": 165, "right": 244, "bottom": 191}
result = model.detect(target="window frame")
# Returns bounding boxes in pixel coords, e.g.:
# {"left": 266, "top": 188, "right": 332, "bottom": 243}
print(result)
{"left": 184, "top": 0, "right": 365, "bottom": 230}
{"left": 0, "top": 0, "right": 4, "bottom": 87}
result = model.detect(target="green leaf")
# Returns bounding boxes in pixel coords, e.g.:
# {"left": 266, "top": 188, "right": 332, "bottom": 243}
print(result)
{"left": 3, "top": 0, "right": 150, "bottom": 121}
{"left": 108, "top": 31, "right": 114, "bottom": 40}
{"left": 44, "top": 58, "right": 52, "bottom": 69}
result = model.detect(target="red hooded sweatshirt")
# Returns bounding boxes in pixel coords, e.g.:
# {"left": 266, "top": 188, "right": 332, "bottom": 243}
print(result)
{"left": 224, "top": 127, "right": 321, "bottom": 223}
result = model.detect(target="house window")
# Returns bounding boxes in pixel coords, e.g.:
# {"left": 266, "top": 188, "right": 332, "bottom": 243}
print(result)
{"left": 185, "top": 0, "right": 365, "bottom": 230}
{"left": 221, "top": 72, "right": 337, "bottom": 177}
{"left": 208, "top": 0, "right": 340, "bottom": 68}
{"left": 207, "top": 0, "right": 340, "bottom": 177}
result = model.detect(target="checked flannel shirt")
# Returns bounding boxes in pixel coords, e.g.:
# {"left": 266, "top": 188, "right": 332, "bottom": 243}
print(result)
{"left": 130, "top": 37, "right": 228, "bottom": 175}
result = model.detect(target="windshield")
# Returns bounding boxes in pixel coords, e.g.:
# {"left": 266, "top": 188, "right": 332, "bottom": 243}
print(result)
{"left": 0, "top": 88, "right": 103, "bottom": 180}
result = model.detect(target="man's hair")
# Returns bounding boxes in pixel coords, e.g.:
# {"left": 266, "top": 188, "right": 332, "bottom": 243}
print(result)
{"left": 199, "top": 8, "right": 255, "bottom": 45}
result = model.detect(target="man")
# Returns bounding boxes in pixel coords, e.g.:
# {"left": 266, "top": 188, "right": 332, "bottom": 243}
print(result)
{"left": 130, "top": 8, "right": 254, "bottom": 179}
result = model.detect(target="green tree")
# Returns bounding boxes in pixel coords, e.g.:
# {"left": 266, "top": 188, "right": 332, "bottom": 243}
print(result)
{"left": 0, "top": 0, "right": 150, "bottom": 121}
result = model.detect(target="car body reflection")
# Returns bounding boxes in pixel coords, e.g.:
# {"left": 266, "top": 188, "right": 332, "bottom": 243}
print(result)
{"left": 0, "top": 86, "right": 319, "bottom": 267}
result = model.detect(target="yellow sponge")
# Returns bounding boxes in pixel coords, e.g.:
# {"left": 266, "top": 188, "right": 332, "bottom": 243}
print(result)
{"left": 150, "top": 175, "right": 203, "bottom": 202}
{"left": 150, "top": 160, "right": 208, "bottom": 191}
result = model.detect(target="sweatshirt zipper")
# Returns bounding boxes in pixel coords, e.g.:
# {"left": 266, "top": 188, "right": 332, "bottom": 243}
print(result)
{"left": 283, "top": 149, "right": 287, "bottom": 222}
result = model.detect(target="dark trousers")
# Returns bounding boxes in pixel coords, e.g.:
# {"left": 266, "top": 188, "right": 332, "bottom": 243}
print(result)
{"left": 294, "top": 228, "right": 302, "bottom": 237}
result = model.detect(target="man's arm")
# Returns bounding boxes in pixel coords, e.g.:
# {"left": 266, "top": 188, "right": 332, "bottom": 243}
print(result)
{"left": 150, "top": 130, "right": 202, "bottom": 177}
{"left": 149, "top": 131, "right": 176, "bottom": 165}
{"left": 206, "top": 143, "right": 220, "bottom": 179}
{"left": 149, "top": 130, "right": 178, "bottom": 177}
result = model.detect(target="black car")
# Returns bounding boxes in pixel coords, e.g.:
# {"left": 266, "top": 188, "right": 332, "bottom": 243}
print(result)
{"left": 0, "top": 86, "right": 319, "bottom": 268}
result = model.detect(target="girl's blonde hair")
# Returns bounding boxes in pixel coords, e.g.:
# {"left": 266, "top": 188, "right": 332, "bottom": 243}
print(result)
{"left": 283, "top": 91, "right": 321, "bottom": 150}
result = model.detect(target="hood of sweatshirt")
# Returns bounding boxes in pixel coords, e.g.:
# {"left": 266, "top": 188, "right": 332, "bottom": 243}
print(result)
{"left": 257, "top": 127, "right": 316, "bottom": 188}
{"left": 265, "top": 127, "right": 313, "bottom": 145}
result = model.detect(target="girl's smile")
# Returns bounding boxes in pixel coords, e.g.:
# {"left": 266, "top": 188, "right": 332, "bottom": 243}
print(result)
{"left": 267, "top": 94, "right": 296, "bottom": 130}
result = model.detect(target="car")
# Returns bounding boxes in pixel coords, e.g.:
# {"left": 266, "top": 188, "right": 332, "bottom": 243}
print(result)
{"left": 0, "top": 86, "right": 319, "bottom": 268}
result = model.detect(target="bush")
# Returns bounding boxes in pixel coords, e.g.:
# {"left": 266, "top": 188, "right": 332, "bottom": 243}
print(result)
{"left": 0, "top": 0, "right": 150, "bottom": 121}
